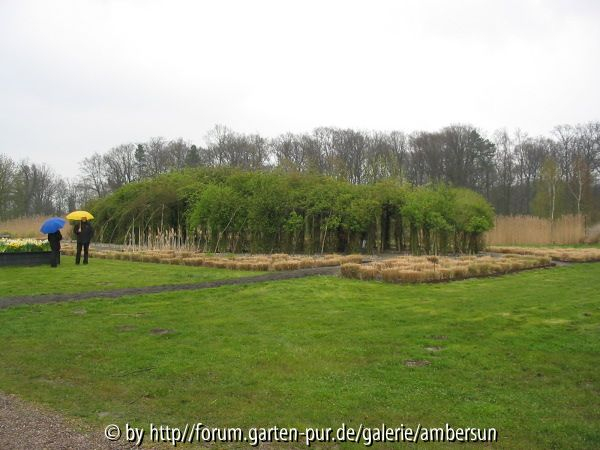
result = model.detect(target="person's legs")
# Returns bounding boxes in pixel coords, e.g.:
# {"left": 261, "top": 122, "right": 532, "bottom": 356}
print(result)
{"left": 76, "top": 243, "right": 82, "bottom": 264}
{"left": 50, "top": 248, "right": 58, "bottom": 267}
{"left": 83, "top": 243, "right": 89, "bottom": 264}
{"left": 57, "top": 250, "right": 61, "bottom": 265}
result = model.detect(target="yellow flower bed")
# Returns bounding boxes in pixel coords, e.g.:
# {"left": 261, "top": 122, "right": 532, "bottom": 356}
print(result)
{"left": 0, "top": 238, "right": 51, "bottom": 253}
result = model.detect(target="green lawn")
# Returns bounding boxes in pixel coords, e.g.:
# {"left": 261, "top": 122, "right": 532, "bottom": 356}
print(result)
{"left": 0, "top": 258, "right": 260, "bottom": 297}
{"left": 0, "top": 264, "right": 599, "bottom": 448}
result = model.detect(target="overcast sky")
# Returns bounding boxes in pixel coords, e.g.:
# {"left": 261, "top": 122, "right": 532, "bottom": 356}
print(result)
{"left": 1, "top": 0, "right": 599, "bottom": 178}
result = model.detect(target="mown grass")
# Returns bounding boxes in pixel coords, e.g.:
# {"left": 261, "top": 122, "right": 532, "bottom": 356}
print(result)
{"left": 0, "top": 264, "right": 599, "bottom": 448}
{"left": 0, "top": 258, "right": 259, "bottom": 297}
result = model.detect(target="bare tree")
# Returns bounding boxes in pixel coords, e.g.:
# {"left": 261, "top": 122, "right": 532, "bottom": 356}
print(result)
{"left": 205, "top": 125, "right": 233, "bottom": 167}
{"left": 312, "top": 127, "right": 337, "bottom": 176}
{"left": 441, "top": 124, "right": 495, "bottom": 193}
{"left": 409, "top": 131, "right": 445, "bottom": 184}
{"left": 364, "top": 132, "right": 395, "bottom": 182}
{"left": 0, "top": 154, "right": 15, "bottom": 219}
{"left": 166, "top": 138, "right": 191, "bottom": 170}
{"left": 144, "top": 137, "right": 172, "bottom": 177}
{"left": 103, "top": 144, "right": 136, "bottom": 190}
{"left": 333, "top": 129, "right": 367, "bottom": 184}
{"left": 80, "top": 152, "right": 107, "bottom": 197}
{"left": 575, "top": 122, "right": 600, "bottom": 176}
{"left": 272, "top": 133, "right": 307, "bottom": 172}
{"left": 205, "top": 125, "right": 269, "bottom": 170}
{"left": 11, "top": 162, "right": 57, "bottom": 215}
{"left": 492, "top": 129, "right": 516, "bottom": 214}
{"left": 514, "top": 132, "right": 548, "bottom": 213}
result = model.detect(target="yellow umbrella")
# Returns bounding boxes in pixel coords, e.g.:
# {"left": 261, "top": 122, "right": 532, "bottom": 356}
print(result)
{"left": 66, "top": 210, "right": 94, "bottom": 220}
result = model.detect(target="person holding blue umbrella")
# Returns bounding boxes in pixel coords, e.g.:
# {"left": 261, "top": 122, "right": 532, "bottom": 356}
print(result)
{"left": 40, "top": 217, "right": 66, "bottom": 268}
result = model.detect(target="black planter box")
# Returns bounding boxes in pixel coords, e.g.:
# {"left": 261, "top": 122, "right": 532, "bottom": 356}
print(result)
{"left": 0, "top": 251, "right": 52, "bottom": 267}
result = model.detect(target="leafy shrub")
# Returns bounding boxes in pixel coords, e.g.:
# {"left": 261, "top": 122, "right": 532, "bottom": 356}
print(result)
{"left": 89, "top": 168, "right": 495, "bottom": 255}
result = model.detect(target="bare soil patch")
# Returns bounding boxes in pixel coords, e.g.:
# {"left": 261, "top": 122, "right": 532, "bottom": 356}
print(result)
{"left": 150, "top": 328, "right": 174, "bottom": 336}
{"left": 430, "top": 335, "right": 448, "bottom": 340}
{"left": 404, "top": 360, "right": 431, "bottom": 367}
{"left": 424, "top": 346, "right": 443, "bottom": 352}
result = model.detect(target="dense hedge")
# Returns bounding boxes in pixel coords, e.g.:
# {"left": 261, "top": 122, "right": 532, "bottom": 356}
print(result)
{"left": 88, "top": 168, "right": 495, "bottom": 254}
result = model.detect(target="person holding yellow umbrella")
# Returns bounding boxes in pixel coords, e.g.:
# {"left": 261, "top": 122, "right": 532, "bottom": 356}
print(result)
{"left": 66, "top": 211, "right": 95, "bottom": 265}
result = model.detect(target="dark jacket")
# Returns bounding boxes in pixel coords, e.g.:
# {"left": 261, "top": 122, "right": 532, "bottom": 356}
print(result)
{"left": 75, "top": 222, "right": 94, "bottom": 244}
{"left": 48, "top": 231, "right": 62, "bottom": 250}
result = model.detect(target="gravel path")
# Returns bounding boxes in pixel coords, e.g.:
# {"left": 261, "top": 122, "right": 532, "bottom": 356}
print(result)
{"left": 0, "top": 392, "right": 139, "bottom": 450}
{"left": 0, "top": 266, "right": 339, "bottom": 309}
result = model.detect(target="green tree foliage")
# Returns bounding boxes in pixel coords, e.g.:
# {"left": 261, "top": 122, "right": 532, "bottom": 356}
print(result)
{"left": 89, "top": 168, "right": 495, "bottom": 254}
{"left": 451, "top": 188, "right": 495, "bottom": 253}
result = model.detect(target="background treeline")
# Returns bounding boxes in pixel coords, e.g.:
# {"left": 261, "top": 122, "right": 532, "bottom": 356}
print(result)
{"left": 89, "top": 168, "right": 494, "bottom": 254}
{"left": 1, "top": 122, "right": 599, "bottom": 222}
{"left": 0, "top": 156, "right": 84, "bottom": 220}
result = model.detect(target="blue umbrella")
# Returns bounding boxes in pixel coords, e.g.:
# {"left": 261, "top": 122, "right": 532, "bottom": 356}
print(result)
{"left": 40, "top": 217, "right": 66, "bottom": 234}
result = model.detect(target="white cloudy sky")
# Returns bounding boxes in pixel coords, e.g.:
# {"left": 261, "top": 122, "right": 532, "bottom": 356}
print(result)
{"left": 1, "top": 0, "right": 599, "bottom": 177}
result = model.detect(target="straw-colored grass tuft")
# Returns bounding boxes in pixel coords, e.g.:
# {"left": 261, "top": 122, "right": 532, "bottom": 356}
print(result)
{"left": 341, "top": 253, "right": 552, "bottom": 284}
{"left": 58, "top": 245, "right": 370, "bottom": 273}
{"left": 489, "top": 246, "right": 600, "bottom": 263}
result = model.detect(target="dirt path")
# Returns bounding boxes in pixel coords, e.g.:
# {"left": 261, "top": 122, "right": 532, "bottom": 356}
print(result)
{"left": 0, "top": 392, "right": 138, "bottom": 450}
{"left": 0, "top": 266, "right": 340, "bottom": 309}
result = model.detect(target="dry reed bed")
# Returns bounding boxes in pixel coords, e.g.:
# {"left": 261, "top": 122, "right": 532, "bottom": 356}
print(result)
{"left": 488, "top": 246, "right": 600, "bottom": 262}
{"left": 60, "top": 245, "right": 364, "bottom": 271}
{"left": 340, "top": 254, "right": 552, "bottom": 283}
{"left": 485, "top": 214, "right": 586, "bottom": 246}
{"left": 584, "top": 223, "right": 600, "bottom": 244}
{"left": 0, "top": 216, "right": 72, "bottom": 238}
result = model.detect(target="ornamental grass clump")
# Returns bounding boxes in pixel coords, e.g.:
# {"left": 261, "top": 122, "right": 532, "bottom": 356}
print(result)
{"left": 488, "top": 246, "right": 600, "bottom": 262}
{"left": 400, "top": 270, "right": 427, "bottom": 283}
{"left": 340, "top": 263, "right": 361, "bottom": 279}
{"left": 340, "top": 253, "right": 552, "bottom": 284}
{"left": 432, "top": 267, "right": 454, "bottom": 281}
{"left": 467, "top": 265, "right": 480, "bottom": 276}
{"left": 341, "top": 255, "right": 364, "bottom": 264}
{"left": 60, "top": 245, "right": 368, "bottom": 272}
{"left": 358, "top": 266, "right": 377, "bottom": 280}
{"left": 451, "top": 266, "right": 469, "bottom": 279}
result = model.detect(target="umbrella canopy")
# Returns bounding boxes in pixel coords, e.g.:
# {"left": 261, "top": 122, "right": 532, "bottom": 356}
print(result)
{"left": 66, "top": 210, "right": 94, "bottom": 221}
{"left": 40, "top": 217, "right": 66, "bottom": 234}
